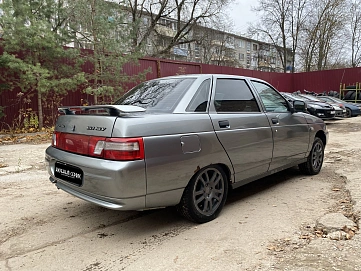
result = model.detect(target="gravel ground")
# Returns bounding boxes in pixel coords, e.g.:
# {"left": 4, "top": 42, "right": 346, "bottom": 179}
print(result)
{"left": 0, "top": 117, "right": 361, "bottom": 271}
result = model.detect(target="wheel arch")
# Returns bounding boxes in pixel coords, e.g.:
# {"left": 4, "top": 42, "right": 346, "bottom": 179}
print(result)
{"left": 315, "top": 130, "right": 327, "bottom": 147}
{"left": 186, "top": 163, "right": 233, "bottom": 188}
{"left": 215, "top": 163, "right": 233, "bottom": 185}
{"left": 177, "top": 162, "right": 231, "bottom": 223}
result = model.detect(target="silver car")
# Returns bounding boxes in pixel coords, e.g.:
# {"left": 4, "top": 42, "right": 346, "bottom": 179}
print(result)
{"left": 45, "top": 74, "right": 328, "bottom": 223}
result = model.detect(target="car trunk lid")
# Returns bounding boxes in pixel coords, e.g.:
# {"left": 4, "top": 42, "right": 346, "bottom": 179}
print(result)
{"left": 55, "top": 105, "right": 145, "bottom": 135}
{"left": 53, "top": 105, "right": 146, "bottom": 160}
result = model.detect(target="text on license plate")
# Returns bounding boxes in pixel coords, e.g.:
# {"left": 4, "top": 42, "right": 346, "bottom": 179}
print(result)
{"left": 55, "top": 162, "right": 83, "bottom": 186}
{"left": 330, "top": 111, "right": 335, "bottom": 114}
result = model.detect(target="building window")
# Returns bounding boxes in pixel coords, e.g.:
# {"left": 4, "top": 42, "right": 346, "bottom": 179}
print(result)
{"left": 179, "top": 42, "right": 187, "bottom": 50}
{"left": 159, "top": 18, "right": 176, "bottom": 29}
{"left": 253, "top": 44, "right": 258, "bottom": 51}
{"left": 194, "top": 44, "right": 200, "bottom": 58}
{"left": 239, "top": 53, "right": 244, "bottom": 61}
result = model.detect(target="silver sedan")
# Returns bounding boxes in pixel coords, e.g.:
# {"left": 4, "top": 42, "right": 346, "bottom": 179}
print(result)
{"left": 46, "top": 74, "right": 328, "bottom": 223}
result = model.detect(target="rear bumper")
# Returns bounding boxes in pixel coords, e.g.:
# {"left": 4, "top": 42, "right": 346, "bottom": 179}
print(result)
{"left": 45, "top": 146, "right": 147, "bottom": 210}
{"left": 49, "top": 177, "right": 146, "bottom": 210}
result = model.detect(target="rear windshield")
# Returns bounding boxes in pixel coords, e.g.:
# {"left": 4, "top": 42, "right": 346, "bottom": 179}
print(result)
{"left": 299, "top": 94, "right": 322, "bottom": 102}
{"left": 289, "top": 94, "right": 309, "bottom": 102}
{"left": 114, "top": 78, "right": 196, "bottom": 113}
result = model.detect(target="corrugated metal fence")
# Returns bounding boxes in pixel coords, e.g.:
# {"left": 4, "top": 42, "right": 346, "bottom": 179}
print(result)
{"left": 1, "top": 54, "right": 361, "bottom": 130}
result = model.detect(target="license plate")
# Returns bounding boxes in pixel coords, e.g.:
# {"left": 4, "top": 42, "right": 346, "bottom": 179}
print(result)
{"left": 55, "top": 162, "right": 83, "bottom": 186}
{"left": 330, "top": 111, "right": 335, "bottom": 114}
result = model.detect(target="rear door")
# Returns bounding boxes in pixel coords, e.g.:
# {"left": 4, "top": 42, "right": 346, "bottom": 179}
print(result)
{"left": 250, "top": 80, "right": 310, "bottom": 170}
{"left": 209, "top": 76, "right": 273, "bottom": 183}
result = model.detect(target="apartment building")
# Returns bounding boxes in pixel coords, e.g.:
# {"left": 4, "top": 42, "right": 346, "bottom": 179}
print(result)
{"left": 148, "top": 17, "right": 293, "bottom": 72}
{"left": 0, "top": 0, "right": 292, "bottom": 72}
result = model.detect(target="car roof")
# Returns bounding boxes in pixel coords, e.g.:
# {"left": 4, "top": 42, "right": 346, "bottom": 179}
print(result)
{"left": 155, "top": 74, "right": 269, "bottom": 84}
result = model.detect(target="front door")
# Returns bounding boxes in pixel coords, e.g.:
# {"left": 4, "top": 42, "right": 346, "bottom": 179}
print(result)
{"left": 250, "top": 81, "right": 311, "bottom": 170}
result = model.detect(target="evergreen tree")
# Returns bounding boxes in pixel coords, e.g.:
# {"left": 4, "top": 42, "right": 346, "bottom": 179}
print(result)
{"left": 68, "top": 0, "right": 148, "bottom": 104}
{"left": 0, "top": 0, "right": 86, "bottom": 129}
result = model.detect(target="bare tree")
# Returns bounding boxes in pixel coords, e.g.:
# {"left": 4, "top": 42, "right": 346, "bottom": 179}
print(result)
{"left": 126, "top": 0, "right": 232, "bottom": 57}
{"left": 298, "top": 0, "right": 347, "bottom": 71}
{"left": 289, "top": 0, "right": 308, "bottom": 72}
{"left": 349, "top": 0, "right": 361, "bottom": 67}
{"left": 250, "top": 0, "right": 294, "bottom": 72}
{"left": 192, "top": 17, "right": 239, "bottom": 67}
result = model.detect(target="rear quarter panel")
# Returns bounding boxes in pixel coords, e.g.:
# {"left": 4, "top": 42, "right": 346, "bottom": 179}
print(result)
{"left": 113, "top": 114, "right": 233, "bottom": 202}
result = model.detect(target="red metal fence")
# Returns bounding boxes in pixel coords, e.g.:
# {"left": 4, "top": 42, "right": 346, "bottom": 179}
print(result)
{"left": 1, "top": 54, "right": 361, "bottom": 130}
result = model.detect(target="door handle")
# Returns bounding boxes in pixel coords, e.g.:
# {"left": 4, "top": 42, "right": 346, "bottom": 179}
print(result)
{"left": 271, "top": 118, "right": 279, "bottom": 124}
{"left": 218, "top": 120, "right": 230, "bottom": 129}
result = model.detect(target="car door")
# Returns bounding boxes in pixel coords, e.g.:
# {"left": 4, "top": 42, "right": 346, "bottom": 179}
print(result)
{"left": 209, "top": 76, "right": 273, "bottom": 183}
{"left": 250, "top": 80, "right": 310, "bottom": 170}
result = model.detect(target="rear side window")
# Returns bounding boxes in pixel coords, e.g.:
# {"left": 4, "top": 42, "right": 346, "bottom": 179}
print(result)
{"left": 186, "top": 79, "right": 211, "bottom": 112}
{"left": 214, "top": 79, "right": 260, "bottom": 112}
{"left": 114, "top": 78, "right": 195, "bottom": 113}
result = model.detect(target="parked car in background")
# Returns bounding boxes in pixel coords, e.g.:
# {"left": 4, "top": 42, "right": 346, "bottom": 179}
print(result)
{"left": 282, "top": 92, "right": 336, "bottom": 120}
{"left": 317, "top": 96, "right": 361, "bottom": 118}
{"left": 46, "top": 75, "right": 328, "bottom": 223}
{"left": 297, "top": 94, "right": 346, "bottom": 118}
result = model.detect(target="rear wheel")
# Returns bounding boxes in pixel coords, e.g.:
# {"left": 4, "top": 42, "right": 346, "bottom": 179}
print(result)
{"left": 299, "top": 137, "right": 324, "bottom": 175}
{"left": 177, "top": 165, "right": 228, "bottom": 223}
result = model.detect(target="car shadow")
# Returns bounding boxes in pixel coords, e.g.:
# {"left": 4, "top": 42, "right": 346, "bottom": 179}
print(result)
{"left": 57, "top": 166, "right": 305, "bottom": 237}
{"left": 226, "top": 166, "right": 302, "bottom": 204}
{"left": 325, "top": 118, "right": 345, "bottom": 125}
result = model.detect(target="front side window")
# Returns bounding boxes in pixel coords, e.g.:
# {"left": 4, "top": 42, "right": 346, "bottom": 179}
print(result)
{"left": 214, "top": 79, "right": 260, "bottom": 113}
{"left": 114, "top": 78, "right": 195, "bottom": 113}
{"left": 252, "top": 81, "right": 289, "bottom": 113}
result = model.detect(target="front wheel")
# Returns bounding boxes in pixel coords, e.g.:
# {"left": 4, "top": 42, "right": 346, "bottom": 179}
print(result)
{"left": 177, "top": 165, "right": 228, "bottom": 223}
{"left": 346, "top": 108, "right": 352, "bottom": 118}
{"left": 299, "top": 137, "right": 324, "bottom": 175}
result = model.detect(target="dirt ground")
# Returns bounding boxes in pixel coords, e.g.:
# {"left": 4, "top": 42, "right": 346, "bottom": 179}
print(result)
{"left": 1, "top": 117, "right": 361, "bottom": 271}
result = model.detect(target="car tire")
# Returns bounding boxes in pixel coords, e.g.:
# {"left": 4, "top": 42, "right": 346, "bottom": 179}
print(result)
{"left": 328, "top": 90, "right": 339, "bottom": 98}
{"left": 346, "top": 108, "right": 352, "bottom": 118}
{"left": 350, "top": 92, "right": 356, "bottom": 101}
{"left": 344, "top": 91, "right": 354, "bottom": 100}
{"left": 177, "top": 165, "right": 228, "bottom": 223}
{"left": 299, "top": 137, "right": 324, "bottom": 175}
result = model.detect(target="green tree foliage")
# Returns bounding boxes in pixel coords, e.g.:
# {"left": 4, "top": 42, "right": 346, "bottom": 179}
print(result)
{"left": 68, "top": 0, "right": 148, "bottom": 104}
{"left": 0, "top": 0, "right": 86, "bottom": 129}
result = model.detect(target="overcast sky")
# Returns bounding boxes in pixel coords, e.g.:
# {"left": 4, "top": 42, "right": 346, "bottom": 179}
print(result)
{"left": 228, "top": 0, "right": 259, "bottom": 36}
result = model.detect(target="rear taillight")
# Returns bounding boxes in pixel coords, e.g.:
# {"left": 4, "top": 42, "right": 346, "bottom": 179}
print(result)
{"left": 93, "top": 138, "right": 144, "bottom": 160}
{"left": 52, "top": 132, "right": 58, "bottom": 146}
{"left": 52, "top": 132, "right": 144, "bottom": 161}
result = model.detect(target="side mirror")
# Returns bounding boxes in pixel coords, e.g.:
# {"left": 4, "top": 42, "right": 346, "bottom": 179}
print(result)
{"left": 293, "top": 100, "right": 306, "bottom": 113}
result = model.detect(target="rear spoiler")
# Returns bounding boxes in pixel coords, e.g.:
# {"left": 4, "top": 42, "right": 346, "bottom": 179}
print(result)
{"left": 58, "top": 105, "right": 146, "bottom": 116}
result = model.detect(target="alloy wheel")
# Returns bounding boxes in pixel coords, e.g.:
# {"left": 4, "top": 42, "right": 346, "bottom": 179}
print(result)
{"left": 192, "top": 168, "right": 225, "bottom": 216}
